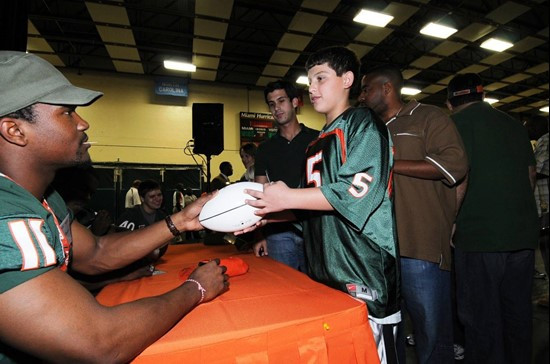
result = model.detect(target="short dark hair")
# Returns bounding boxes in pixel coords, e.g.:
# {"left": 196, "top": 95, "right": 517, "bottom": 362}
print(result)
{"left": 220, "top": 161, "right": 232, "bottom": 174}
{"left": 2, "top": 104, "right": 37, "bottom": 122}
{"left": 305, "top": 46, "right": 360, "bottom": 91}
{"left": 264, "top": 80, "right": 299, "bottom": 104}
{"left": 363, "top": 64, "right": 404, "bottom": 94}
{"left": 240, "top": 143, "right": 257, "bottom": 158}
{"left": 138, "top": 180, "right": 161, "bottom": 198}
{"left": 447, "top": 73, "right": 484, "bottom": 107}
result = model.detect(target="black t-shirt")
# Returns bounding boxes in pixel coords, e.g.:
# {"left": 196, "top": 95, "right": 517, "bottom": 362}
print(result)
{"left": 254, "top": 124, "right": 318, "bottom": 187}
{"left": 116, "top": 205, "right": 166, "bottom": 231}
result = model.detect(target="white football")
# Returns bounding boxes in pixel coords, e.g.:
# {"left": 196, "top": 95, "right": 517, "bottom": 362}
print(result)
{"left": 199, "top": 182, "right": 263, "bottom": 232}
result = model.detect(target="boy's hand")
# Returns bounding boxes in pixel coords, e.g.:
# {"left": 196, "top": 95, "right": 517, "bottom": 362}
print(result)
{"left": 245, "top": 181, "right": 290, "bottom": 215}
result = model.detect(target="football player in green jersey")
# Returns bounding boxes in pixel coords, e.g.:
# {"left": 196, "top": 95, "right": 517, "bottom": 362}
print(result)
{"left": 0, "top": 51, "right": 226, "bottom": 363}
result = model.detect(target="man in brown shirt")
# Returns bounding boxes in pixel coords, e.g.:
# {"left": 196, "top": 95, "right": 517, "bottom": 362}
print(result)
{"left": 359, "top": 64, "right": 468, "bottom": 364}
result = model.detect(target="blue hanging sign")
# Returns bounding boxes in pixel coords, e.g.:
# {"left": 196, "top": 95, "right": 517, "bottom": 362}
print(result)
{"left": 154, "top": 77, "right": 188, "bottom": 97}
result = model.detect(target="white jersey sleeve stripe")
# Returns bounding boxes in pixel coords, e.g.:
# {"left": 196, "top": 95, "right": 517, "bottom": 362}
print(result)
{"left": 425, "top": 156, "right": 457, "bottom": 184}
{"left": 29, "top": 219, "right": 57, "bottom": 267}
{"left": 8, "top": 220, "right": 40, "bottom": 270}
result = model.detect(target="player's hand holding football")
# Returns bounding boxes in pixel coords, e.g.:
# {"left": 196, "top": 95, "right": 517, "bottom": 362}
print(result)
{"left": 173, "top": 192, "right": 216, "bottom": 231}
{"left": 232, "top": 219, "right": 267, "bottom": 235}
{"left": 187, "top": 259, "right": 228, "bottom": 303}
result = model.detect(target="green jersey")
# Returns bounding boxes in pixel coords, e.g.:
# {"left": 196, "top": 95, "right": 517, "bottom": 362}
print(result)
{"left": 0, "top": 174, "right": 72, "bottom": 293}
{"left": 0, "top": 173, "right": 73, "bottom": 363}
{"left": 451, "top": 102, "right": 539, "bottom": 251}
{"left": 300, "top": 107, "right": 400, "bottom": 323}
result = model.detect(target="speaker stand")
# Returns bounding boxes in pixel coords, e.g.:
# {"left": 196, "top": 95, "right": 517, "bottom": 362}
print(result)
{"left": 205, "top": 154, "right": 212, "bottom": 193}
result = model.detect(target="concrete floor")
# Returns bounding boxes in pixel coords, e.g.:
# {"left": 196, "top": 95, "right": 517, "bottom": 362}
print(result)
{"left": 531, "top": 250, "right": 549, "bottom": 364}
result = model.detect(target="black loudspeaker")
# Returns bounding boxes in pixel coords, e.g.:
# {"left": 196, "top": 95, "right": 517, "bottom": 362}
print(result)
{"left": 0, "top": 1, "right": 28, "bottom": 51}
{"left": 192, "top": 103, "right": 224, "bottom": 155}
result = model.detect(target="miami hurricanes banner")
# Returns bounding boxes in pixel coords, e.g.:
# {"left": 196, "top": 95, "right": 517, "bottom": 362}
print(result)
{"left": 239, "top": 112, "right": 277, "bottom": 146}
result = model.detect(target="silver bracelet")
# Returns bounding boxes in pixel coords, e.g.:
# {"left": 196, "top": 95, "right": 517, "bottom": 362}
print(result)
{"left": 185, "top": 279, "right": 206, "bottom": 304}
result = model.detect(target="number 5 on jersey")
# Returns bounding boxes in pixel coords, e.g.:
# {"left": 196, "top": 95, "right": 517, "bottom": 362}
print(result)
{"left": 306, "top": 151, "right": 373, "bottom": 198}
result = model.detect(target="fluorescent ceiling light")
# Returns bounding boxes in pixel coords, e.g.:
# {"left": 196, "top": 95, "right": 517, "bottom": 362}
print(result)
{"left": 480, "top": 38, "right": 513, "bottom": 52}
{"left": 540, "top": 106, "right": 549, "bottom": 113}
{"left": 401, "top": 87, "right": 421, "bottom": 95}
{"left": 484, "top": 97, "right": 499, "bottom": 104}
{"left": 419, "top": 22, "right": 457, "bottom": 39}
{"left": 296, "top": 76, "right": 309, "bottom": 85}
{"left": 163, "top": 60, "right": 196, "bottom": 72}
{"left": 353, "top": 9, "right": 394, "bottom": 27}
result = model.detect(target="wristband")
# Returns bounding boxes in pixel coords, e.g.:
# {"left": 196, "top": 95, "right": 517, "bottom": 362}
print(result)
{"left": 185, "top": 279, "right": 206, "bottom": 304}
{"left": 165, "top": 215, "right": 181, "bottom": 237}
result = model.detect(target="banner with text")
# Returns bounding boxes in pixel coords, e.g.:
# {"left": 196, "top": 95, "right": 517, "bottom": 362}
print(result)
{"left": 239, "top": 112, "right": 277, "bottom": 146}
{"left": 154, "top": 77, "right": 188, "bottom": 97}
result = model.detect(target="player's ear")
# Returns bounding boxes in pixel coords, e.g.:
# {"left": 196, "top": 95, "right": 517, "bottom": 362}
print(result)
{"left": 0, "top": 117, "right": 28, "bottom": 146}
{"left": 342, "top": 71, "right": 354, "bottom": 89}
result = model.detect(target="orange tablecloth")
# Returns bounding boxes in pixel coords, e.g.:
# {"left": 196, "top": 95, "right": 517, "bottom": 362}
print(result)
{"left": 96, "top": 244, "right": 379, "bottom": 363}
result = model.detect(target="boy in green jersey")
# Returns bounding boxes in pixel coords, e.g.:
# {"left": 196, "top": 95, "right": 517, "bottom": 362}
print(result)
{"left": 244, "top": 46, "right": 400, "bottom": 363}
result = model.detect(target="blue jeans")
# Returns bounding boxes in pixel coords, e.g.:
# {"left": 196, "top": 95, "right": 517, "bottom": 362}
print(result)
{"left": 266, "top": 230, "right": 306, "bottom": 272}
{"left": 398, "top": 257, "right": 454, "bottom": 364}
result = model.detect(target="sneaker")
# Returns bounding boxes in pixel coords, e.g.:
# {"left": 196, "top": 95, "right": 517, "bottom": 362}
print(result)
{"left": 534, "top": 269, "right": 547, "bottom": 279}
{"left": 454, "top": 344, "right": 465, "bottom": 360}
{"left": 406, "top": 334, "right": 416, "bottom": 346}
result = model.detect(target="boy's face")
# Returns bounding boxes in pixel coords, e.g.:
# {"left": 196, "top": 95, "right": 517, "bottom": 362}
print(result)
{"left": 307, "top": 63, "right": 351, "bottom": 122}
{"left": 141, "top": 188, "right": 163, "bottom": 211}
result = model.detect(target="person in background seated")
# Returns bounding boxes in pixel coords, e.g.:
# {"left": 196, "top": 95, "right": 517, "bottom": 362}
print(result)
{"left": 239, "top": 143, "right": 257, "bottom": 182}
{"left": 125, "top": 179, "right": 141, "bottom": 209}
{"left": 210, "top": 161, "right": 233, "bottom": 191}
{"left": 0, "top": 51, "right": 226, "bottom": 363}
{"left": 52, "top": 165, "right": 155, "bottom": 293}
{"left": 117, "top": 179, "right": 171, "bottom": 257}
{"left": 117, "top": 179, "right": 167, "bottom": 231}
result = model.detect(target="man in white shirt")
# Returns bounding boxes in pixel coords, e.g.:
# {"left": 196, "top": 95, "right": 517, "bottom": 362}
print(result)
{"left": 125, "top": 179, "right": 141, "bottom": 208}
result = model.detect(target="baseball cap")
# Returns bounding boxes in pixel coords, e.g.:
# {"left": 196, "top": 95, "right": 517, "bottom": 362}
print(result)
{"left": 0, "top": 51, "right": 103, "bottom": 117}
{"left": 447, "top": 73, "right": 484, "bottom": 100}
